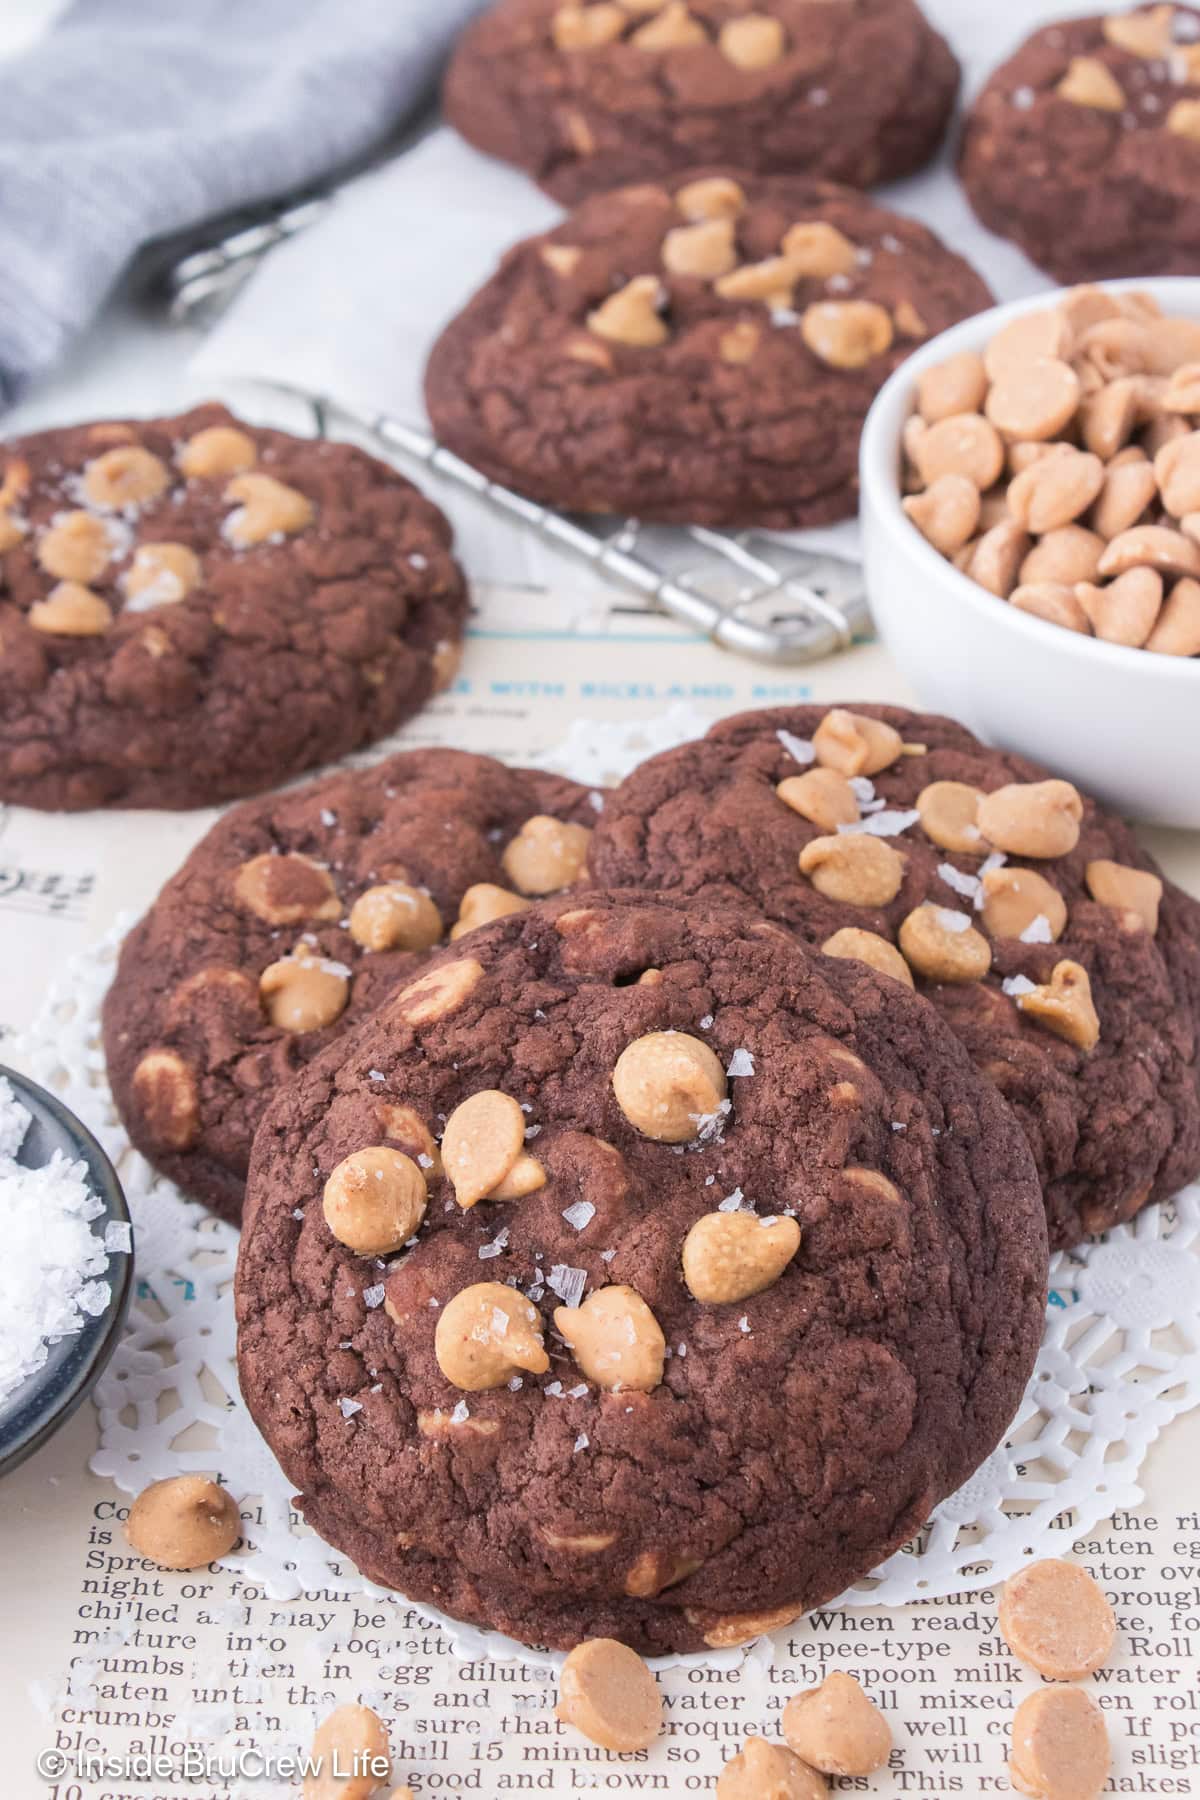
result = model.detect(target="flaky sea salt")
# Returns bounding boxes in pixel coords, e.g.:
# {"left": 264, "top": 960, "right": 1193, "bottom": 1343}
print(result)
{"left": 562, "top": 1201, "right": 596, "bottom": 1232}
{"left": 939, "top": 862, "right": 981, "bottom": 902}
{"left": 451, "top": 1400, "right": 470, "bottom": 1424}
{"left": 0, "top": 1077, "right": 115, "bottom": 1405}
{"left": 718, "top": 1188, "right": 747, "bottom": 1212}
{"left": 478, "top": 1225, "right": 510, "bottom": 1260}
{"left": 839, "top": 809, "right": 921, "bottom": 838}
{"left": 1003, "top": 974, "right": 1038, "bottom": 997}
{"left": 1020, "top": 914, "right": 1054, "bottom": 945}
{"left": 937, "top": 908, "right": 973, "bottom": 934}
{"left": 547, "top": 1264, "right": 588, "bottom": 1308}
{"left": 338, "top": 1398, "right": 362, "bottom": 1419}
{"left": 726, "top": 1048, "right": 755, "bottom": 1078}
{"left": 362, "top": 1284, "right": 386, "bottom": 1309}
{"left": 776, "top": 728, "right": 815, "bottom": 766}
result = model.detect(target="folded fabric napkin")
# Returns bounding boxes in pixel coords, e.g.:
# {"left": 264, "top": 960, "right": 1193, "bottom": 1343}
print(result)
{"left": 0, "top": 0, "right": 484, "bottom": 404}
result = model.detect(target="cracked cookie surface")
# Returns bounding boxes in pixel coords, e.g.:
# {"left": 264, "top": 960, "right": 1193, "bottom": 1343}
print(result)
{"left": 0, "top": 403, "right": 467, "bottom": 809}
{"left": 425, "top": 172, "right": 992, "bottom": 529}
{"left": 103, "top": 749, "right": 598, "bottom": 1224}
{"left": 590, "top": 705, "right": 1200, "bottom": 1248}
{"left": 235, "top": 890, "right": 1045, "bottom": 1653}
{"left": 444, "top": 0, "right": 959, "bottom": 205}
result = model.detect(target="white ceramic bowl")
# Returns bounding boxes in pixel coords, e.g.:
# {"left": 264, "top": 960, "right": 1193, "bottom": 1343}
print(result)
{"left": 859, "top": 278, "right": 1200, "bottom": 829}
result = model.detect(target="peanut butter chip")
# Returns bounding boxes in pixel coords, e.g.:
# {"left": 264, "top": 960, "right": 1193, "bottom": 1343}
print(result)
{"left": 323, "top": 1147, "right": 428, "bottom": 1255}
{"left": 916, "top": 780, "right": 984, "bottom": 853}
{"left": 131, "top": 1050, "right": 199, "bottom": 1151}
{"left": 1075, "top": 567, "right": 1162, "bottom": 647}
{"left": 999, "top": 1560, "right": 1117, "bottom": 1681}
{"left": 434, "top": 1281, "right": 549, "bottom": 1390}
{"left": 552, "top": 2, "right": 627, "bottom": 48}
{"left": 1008, "top": 448, "right": 1104, "bottom": 534}
{"left": 813, "top": 706, "right": 904, "bottom": 776}
{"left": 718, "top": 13, "right": 786, "bottom": 69}
{"left": 783, "top": 1672, "right": 892, "bottom": 1777}
{"left": 917, "top": 351, "right": 989, "bottom": 424}
{"left": 1147, "top": 577, "right": 1200, "bottom": 654}
{"left": 716, "top": 255, "right": 801, "bottom": 306}
{"left": 488, "top": 1150, "right": 547, "bottom": 1200}
{"left": 223, "top": 472, "right": 314, "bottom": 547}
{"left": 304, "top": 1705, "right": 390, "bottom": 1800}
{"left": 589, "top": 275, "right": 668, "bottom": 347}
{"left": 781, "top": 221, "right": 859, "bottom": 279}
{"left": 1086, "top": 858, "right": 1162, "bottom": 933}
{"left": 554, "top": 1284, "right": 666, "bottom": 1391}
{"left": 899, "top": 905, "right": 991, "bottom": 984}
{"left": 985, "top": 310, "right": 1075, "bottom": 382}
{"left": 717, "top": 1736, "right": 827, "bottom": 1800}
{"left": 1057, "top": 55, "right": 1125, "bottom": 110}
{"left": 903, "top": 473, "right": 981, "bottom": 555}
{"left": 124, "top": 542, "right": 202, "bottom": 607}
{"left": 986, "top": 359, "right": 1082, "bottom": 441}
{"left": 502, "top": 814, "right": 592, "bottom": 893}
{"left": 1103, "top": 5, "right": 1175, "bottom": 57}
{"left": 556, "top": 1639, "right": 663, "bottom": 1753}
{"left": 36, "top": 510, "right": 113, "bottom": 584}
{"left": 981, "top": 867, "right": 1068, "bottom": 941}
{"left": 348, "top": 883, "right": 443, "bottom": 952}
{"left": 451, "top": 882, "right": 531, "bottom": 939}
{"left": 28, "top": 582, "right": 112, "bottom": 636}
{"left": 125, "top": 1475, "right": 240, "bottom": 1569}
{"left": 541, "top": 243, "right": 582, "bottom": 277}
{"left": 83, "top": 445, "right": 171, "bottom": 511}
{"left": 913, "top": 412, "right": 1006, "bottom": 490}
{"left": 822, "top": 927, "right": 914, "bottom": 987}
{"left": 1167, "top": 98, "right": 1200, "bottom": 142}
{"left": 233, "top": 852, "right": 340, "bottom": 926}
{"left": 720, "top": 322, "right": 761, "bottom": 365}
{"left": 177, "top": 425, "right": 258, "bottom": 480}
{"left": 631, "top": 1, "right": 707, "bottom": 47}
{"left": 776, "top": 767, "right": 860, "bottom": 833}
{"left": 661, "top": 218, "right": 738, "bottom": 279}
{"left": 800, "top": 834, "right": 906, "bottom": 908}
{"left": 1097, "top": 523, "right": 1200, "bottom": 579}
{"left": 802, "top": 301, "right": 893, "bottom": 370}
{"left": 976, "top": 780, "right": 1083, "bottom": 858}
{"left": 611, "top": 1030, "right": 727, "bottom": 1141}
{"left": 0, "top": 510, "right": 26, "bottom": 553}
{"left": 441, "top": 1089, "right": 526, "bottom": 1208}
{"left": 682, "top": 1211, "right": 801, "bottom": 1303}
{"left": 676, "top": 176, "right": 746, "bottom": 221}
{"left": 394, "top": 958, "right": 483, "bottom": 1025}
{"left": 260, "top": 944, "right": 349, "bottom": 1033}
{"left": 1017, "top": 960, "right": 1101, "bottom": 1052}
{"left": 1009, "top": 1688, "right": 1110, "bottom": 1800}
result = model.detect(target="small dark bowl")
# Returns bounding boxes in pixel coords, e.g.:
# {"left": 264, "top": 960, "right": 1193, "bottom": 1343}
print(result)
{"left": 0, "top": 1064, "right": 133, "bottom": 1477}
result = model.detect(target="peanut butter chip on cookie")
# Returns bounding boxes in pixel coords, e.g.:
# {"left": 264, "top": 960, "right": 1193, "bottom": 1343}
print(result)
{"left": 304, "top": 1705, "right": 390, "bottom": 1800}
{"left": 981, "top": 867, "right": 1067, "bottom": 941}
{"left": 800, "top": 835, "right": 906, "bottom": 908}
{"left": 1057, "top": 55, "right": 1125, "bottom": 110}
{"left": 813, "top": 707, "right": 904, "bottom": 777}
{"left": 999, "top": 1560, "right": 1116, "bottom": 1681}
{"left": 1168, "top": 98, "right": 1200, "bottom": 142}
{"left": 451, "top": 882, "right": 531, "bottom": 939}
{"left": 554, "top": 1284, "right": 666, "bottom": 1391}
{"left": 28, "top": 582, "right": 113, "bottom": 636}
{"left": 682, "top": 1211, "right": 801, "bottom": 1303}
{"left": 552, "top": 2, "right": 627, "bottom": 49}
{"left": 802, "top": 301, "right": 893, "bottom": 370}
{"left": 1103, "top": 5, "right": 1174, "bottom": 57}
{"left": 1085, "top": 858, "right": 1162, "bottom": 933}
{"left": 502, "top": 815, "right": 592, "bottom": 893}
{"left": 612, "top": 1030, "right": 727, "bottom": 1141}
{"left": 631, "top": 1, "right": 707, "bottom": 48}
{"left": 488, "top": 1150, "right": 548, "bottom": 1200}
{"left": 223, "top": 472, "right": 313, "bottom": 547}
{"left": 1010, "top": 1687, "right": 1110, "bottom": 1800}
{"left": 125, "top": 1475, "right": 240, "bottom": 1569}
{"left": 323, "top": 1147, "right": 428, "bottom": 1255}
{"left": 916, "top": 780, "right": 984, "bottom": 853}
{"left": 676, "top": 176, "right": 746, "bottom": 221}
{"left": 718, "top": 1736, "right": 827, "bottom": 1800}
{"left": 899, "top": 905, "right": 992, "bottom": 983}
{"left": 822, "top": 927, "right": 914, "bottom": 987}
{"left": 1017, "top": 960, "right": 1101, "bottom": 1052}
{"left": 780, "top": 221, "right": 859, "bottom": 279}
{"left": 556, "top": 1639, "right": 663, "bottom": 1752}
{"left": 124, "top": 542, "right": 202, "bottom": 608}
{"left": 588, "top": 275, "right": 668, "bottom": 347}
{"left": 259, "top": 944, "right": 349, "bottom": 1033}
{"left": 394, "top": 957, "right": 483, "bottom": 1025}
{"left": 234, "top": 853, "right": 340, "bottom": 925}
{"left": 719, "top": 13, "right": 785, "bottom": 68}
{"left": 434, "top": 1281, "right": 549, "bottom": 1389}
{"left": 349, "top": 883, "right": 443, "bottom": 952}
{"left": 36, "top": 510, "right": 114, "bottom": 584}
{"left": 441, "top": 1089, "right": 526, "bottom": 1208}
{"left": 976, "top": 780, "right": 1083, "bottom": 858}
{"left": 131, "top": 1049, "right": 199, "bottom": 1151}
{"left": 177, "top": 425, "right": 258, "bottom": 480}
{"left": 776, "top": 767, "right": 860, "bottom": 832}
{"left": 83, "top": 445, "right": 171, "bottom": 511}
{"left": 783, "top": 1672, "right": 892, "bottom": 1776}
{"left": 662, "top": 218, "right": 738, "bottom": 279}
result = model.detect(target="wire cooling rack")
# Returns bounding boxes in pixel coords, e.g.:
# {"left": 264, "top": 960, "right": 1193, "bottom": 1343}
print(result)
{"left": 166, "top": 205, "right": 871, "bottom": 664}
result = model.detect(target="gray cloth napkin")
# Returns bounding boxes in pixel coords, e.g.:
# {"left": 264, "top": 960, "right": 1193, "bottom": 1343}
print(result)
{"left": 0, "top": 0, "right": 484, "bottom": 405}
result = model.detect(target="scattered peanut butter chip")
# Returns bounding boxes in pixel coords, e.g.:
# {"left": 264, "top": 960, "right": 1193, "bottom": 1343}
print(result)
{"left": 813, "top": 706, "right": 903, "bottom": 777}
{"left": 899, "top": 904, "right": 992, "bottom": 984}
{"left": 717, "top": 1736, "right": 827, "bottom": 1800}
{"left": 487, "top": 1149, "right": 547, "bottom": 1201}
{"left": 223, "top": 471, "right": 313, "bottom": 547}
{"left": 304, "top": 1705, "right": 391, "bottom": 1800}
{"left": 556, "top": 1639, "right": 663, "bottom": 1753}
{"left": 612, "top": 1030, "right": 727, "bottom": 1142}
{"left": 260, "top": 944, "right": 349, "bottom": 1034}
{"left": 822, "top": 926, "right": 914, "bottom": 987}
{"left": 588, "top": 275, "right": 668, "bottom": 347}
{"left": 718, "top": 12, "right": 785, "bottom": 69}
{"left": 802, "top": 300, "right": 893, "bottom": 370}
{"left": 630, "top": 0, "right": 707, "bottom": 48}
{"left": 780, "top": 221, "right": 858, "bottom": 279}
{"left": 349, "top": 882, "right": 443, "bottom": 952}
{"left": 782, "top": 1672, "right": 892, "bottom": 1776}
{"left": 1009, "top": 1687, "right": 1110, "bottom": 1800}
{"left": 976, "top": 779, "right": 1083, "bottom": 859}
{"left": 1103, "top": 5, "right": 1174, "bottom": 57}
{"left": 776, "top": 766, "right": 860, "bottom": 832}
{"left": 916, "top": 780, "right": 984, "bottom": 853}
{"left": 177, "top": 425, "right": 258, "bottom": 480}
{"left": 981, "top": 867, "right": 1067, "bottom": 941}
{"left": 125, "top": 1475, "right": 240, "bottom": 1570}
{"left": 28, "top": 581, "right": 113, "bottom": 636}
{"left": 502, "top": 814, "right": 592, "bottom": 893}
{"left": 716, "top": 255, "right": 800, "bottom": 306}
{"left": 682, "top": 1211, "right": 800, "bottom": 1304}
{"left": 83, "top": 445, "right": 171, "bottom": 511}
{"left": 394, "top": 957, "right": 484, "bottom": 1026}
{"left": 675, "top": 175, "right": 746, "bottom": 221}
{"left": 697, "top": 1604, "right": 802, "bottom": 1650}
{"left": 323, "top": 1147, "right": 427, "bottom": 1255}
{"left": 131, "top": 1049, "right": 200, "bottom": 1151}
{"left": 554, "top": 1284, "right": 665, "bottom": 1391}
{"left": 662, "top": 217, "right": 738, "bottom": 279}
{"left": 1056, "top": 55, "right": 1125, "bottom": 110}
{"left": 1085, "top": 858, "right": 1162, "bottom": 933}
{"left": 441, "top": 1089, "right": 526, "bottom": 1208}
{"left": 451, "top": 882, "right": 531, "bottom": 939}
{"left": 434, "top": 1281, "right": 549, "bottom": 1390}
{"left": 800, "top": 834, "right": 906, "bottom": 908}
{"left": 234, "top": 852, "right": 340, "bottom": 926}
{"left": 999, "top": 1560, "right": 1117, "bottom": 1681}
{"left": 552, "top": 1, "right": 627, "bottom": 49}
{"left": 124, "top": 542, "right": 202, "bottom": 607}
{"left": 36, "top": 510, "right": 114, "bottom": 584}
{"left": 1017, "top": 959, "right": 1101, "bottom": 1052}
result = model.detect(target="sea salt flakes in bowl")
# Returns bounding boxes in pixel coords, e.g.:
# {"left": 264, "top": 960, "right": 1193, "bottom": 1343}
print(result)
{"left": 0, "top": 1065, "right": 132, "bottom": 1476}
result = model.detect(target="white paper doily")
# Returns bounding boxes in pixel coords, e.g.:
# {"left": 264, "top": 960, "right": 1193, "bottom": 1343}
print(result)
{"left": 13, "top": 711, "right": 1200, "bottom": 1665}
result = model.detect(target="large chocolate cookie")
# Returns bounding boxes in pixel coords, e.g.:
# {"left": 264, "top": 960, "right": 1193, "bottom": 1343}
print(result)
{"left": 590, "top": 704, "right": 1200, "bottom": 1248}
{"left": 425, "top": 172, "right": 991, "bottom": 529}
{"left": 960, "top": 6, "right": 1200, "bottom": 283}
{"left": 104, "top": 750, "right": 598, "bottom": 1223}
{"left": 0, "top": 404, "right": 467, "bottom": 809}
{"left": 444, "top": 0, "right": 959, "bottom": 205}
{"left": 236, "top": 890, "right": 1046, "bottom": 1654}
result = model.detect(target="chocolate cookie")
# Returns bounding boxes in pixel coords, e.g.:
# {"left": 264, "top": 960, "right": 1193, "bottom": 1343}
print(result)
{"left": 444, "top": 0, "right": 959, "bottom": 205}
{"left": 0, "top": 404, "right": 467, "bottom": 809}
{"left": 960, "top": 6, "right": 1200, "bottom": 284}
{"left": 425, "top": 172, "right": 992, "bottom": 529}
{"left": 590, "top": 704, "right": 1200, "bottom": 1248}
{"left": 103, "top": 750, "right": 598, "bottom": 1223}
{"left": 236, "top": 890, "right": 1046, "bottom": 1654}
